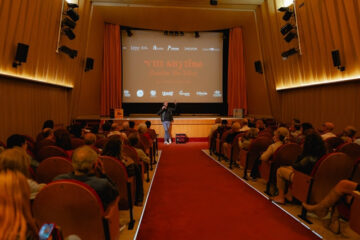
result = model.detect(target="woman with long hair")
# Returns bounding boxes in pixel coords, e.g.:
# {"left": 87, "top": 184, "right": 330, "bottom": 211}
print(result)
{"left": 272, "top": 132, "right": 326, "bottom": 204}
{"left": 0, "top": 170, "right": 38, "bottom": 240}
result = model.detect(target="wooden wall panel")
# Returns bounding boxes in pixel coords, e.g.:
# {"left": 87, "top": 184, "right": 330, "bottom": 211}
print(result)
{"left": 256, "top": 0, "right": 360, "bottom": 132}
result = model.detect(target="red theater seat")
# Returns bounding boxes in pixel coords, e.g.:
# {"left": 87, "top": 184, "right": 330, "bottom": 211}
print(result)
{"left": 37, "top": 145, "right": 70, "bottom": 162}
{"left": 36, "top": 157, "right": 73, "bottom": 183}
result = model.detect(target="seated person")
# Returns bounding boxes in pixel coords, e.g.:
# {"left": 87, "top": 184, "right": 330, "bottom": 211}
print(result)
{"left": 145, "top": 120, "right": 157, "bottom": 140}
{"left": 272, "top": 132, "right": 326, "bottom": 204}
{"left": 239, "top": 118, "right": 250, "bottom": 132}
{"left": 320, "top": 121, "right": 336, "bottom": 140}
{"left": 303, "top": 179, "right": 360, "bottom": 234}
{"left": 222, "top": 122, "right": 242, "bottom": 159}
{"left": 84, "top": 132, "right": 99, "bottom": 153}
{"left": 0, "top": 170, "right": 38, "bottom": 239}
{"left": 217, "top": 119, "right": 230, "bottom": 138}
{"left": 102, "top": 135, "right": 143, "bottom": 205}
{"left": 7, "top": 134, "right": 39, "bottom": 171}
{"left": 128, "top": 133, "right": 150, "bottom": 165}
{"left": 255, "top": 119, "right": 265, "bottom": 132}
{"left": 0, "top": 148, "right": 46, "bottom": 199}
{"left": 238, "top": 128, "right": 259, "bottom": 151}
{"left": 35, "top": 128, "right": 56, "bottom": 157}
{"left": 295, "top": 122, "right": 314, "bottom": 144}
{"left": 289, "top": 118, "right": 301, "bottom": 139}
{"left": 340, "top": 125, "right": 357, "bottom": 143}
{"left": 54, "top": 128, "right": 72, "bottom": 151}
{"left": 250, "top": 127, "right": 289, "bottom": 179}
{"left": 138, "top": 123, "right": 152, "bottom": 143}
{"left": 55, "top": 146, "right": 118, "bottom": 210}
{"left": 36, "top": 119, "right": 54, "bottom": 142}
{"left": 209, "top": 117, "right": 221, "bottom": 137}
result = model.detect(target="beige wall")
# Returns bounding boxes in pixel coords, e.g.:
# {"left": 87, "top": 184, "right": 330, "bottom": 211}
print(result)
{"left": 256, "top": 0, "right": 360, "bottom": 132}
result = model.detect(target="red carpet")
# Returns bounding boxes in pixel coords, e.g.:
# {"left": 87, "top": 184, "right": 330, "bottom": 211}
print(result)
{"left": 136, "top": 142, "right": 321, "bottom": 240}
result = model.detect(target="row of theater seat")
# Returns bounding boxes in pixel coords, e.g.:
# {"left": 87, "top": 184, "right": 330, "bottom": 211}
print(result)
{"left": 209, "top": 127, "right": 360, "bottom": 235}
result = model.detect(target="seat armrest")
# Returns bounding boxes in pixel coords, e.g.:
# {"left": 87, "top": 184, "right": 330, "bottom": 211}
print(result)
{"left": 291, "top": 170, "right": 313, "bottom": 203}
{"left": 104, "top": 196, "right": 120, "bottom": 240}
{"left": 350, "top": 191, "right": 360, "bottom": 234}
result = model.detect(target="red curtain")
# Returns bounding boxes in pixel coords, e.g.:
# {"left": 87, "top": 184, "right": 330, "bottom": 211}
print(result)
{"left": 101, "top": 24, "right": 122, "bottom": 116}
{"left": 227, "top": 27, "right": 247, "bottom": 116}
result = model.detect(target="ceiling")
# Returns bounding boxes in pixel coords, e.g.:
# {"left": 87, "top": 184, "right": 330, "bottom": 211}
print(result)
{"left": 92, "top": 0, "right": 265, "bottom": 31}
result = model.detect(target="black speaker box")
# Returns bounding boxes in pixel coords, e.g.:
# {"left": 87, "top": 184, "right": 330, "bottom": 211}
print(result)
{"left": 85, "top": 58, "right": 94, "bottom": 71}
{"left": 331, "top": 50, "right": 341, "bottom": 67}
{"left": 210, "top": 0, "right": 217, "bottom": 5}
{"left": 109, "top": 108, "right": 115, "bottom": 118}
{"left": 15, "top": 43, "right": 29, "bottom": 63}
{"left": 254, "top": 61, "right": 263, "bottom": 74}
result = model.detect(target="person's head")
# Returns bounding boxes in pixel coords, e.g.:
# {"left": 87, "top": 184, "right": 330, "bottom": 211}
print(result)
{"left": 54, "top": 128, "right": 72, "bottom": 150}
{"left": 246, "top": 128, "right": 259, "bottom": 139}
{"left": 255, "top": 119, "right": 265, "bottom": 130}
{"left": 138, "top": 123, "right": 147, "bottom": 134}
{"left": 232, "top": 122, "right": 241, "bottom": 132}
{"left": 343, "top": 126, "right": 357, "bottom": 139}
{"left": 274, "top": 127, "right": 289, "bottom": 143}
{"left": 292, "top": 118, "right": 301, "bottom": 131}
{"left": 301, "top": 122, "right": 314, "bottom": 135}
{"left": 84, "top": 133, "right": 96, "bottom": 146}
{"left": 0, "top": 170, "right": 37, "bottom": 240}
{"left": 71, "top": 146, "right": 98, "bottom": 175}
{"left": 221, "top": 119, "right": 228, "bottom": 126}
{"left": 302, "top": 132, "right": 326, "bottom": 160}
{"left": 122, "top": 121, "right": 129, "bottom": 130}
{"left": 111, "top": 123, "right": 119, "bottom": 131}
{"left": 0, "top": 148, "right": 30, "bottom": 177}
{"left": 163, "top": 102, "right": 168, "bottom": 108}
{"left": 145, "top": 120, "right": 151, "bottom": 129}
{"left": 43, "top": 128, "right": 54, "bottom": 139}
{"left": 102, "top": 135, "right": 122, "bottom": 159}
{"left": 42, "top": 120, "right": 54, "bottom": 130}
{"left": 128, "top": 133, "right": 139, "bottom": 147}
{"left": 215, "top": 118, "right": 221, "bottom": 124}
{"left": 321, "top": 122, "right": 335, "bottom": 133}
{"left": 129, "top": 121, "right": 135, "bottom": 129}
{"left": 241, "top": 118, "right": 249, "bottom": 127}
{"left": 6, "top": 134, "right": 26, "bottom": 149}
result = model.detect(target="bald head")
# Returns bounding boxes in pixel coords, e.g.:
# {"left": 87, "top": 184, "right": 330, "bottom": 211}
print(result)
{"left": 84, "top": 133, "right": 96, "bottom": 145}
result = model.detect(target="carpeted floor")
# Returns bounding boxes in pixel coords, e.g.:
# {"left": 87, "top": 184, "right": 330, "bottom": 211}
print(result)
{"left": 136, "top": 142, "right": 321, "bottom": 240}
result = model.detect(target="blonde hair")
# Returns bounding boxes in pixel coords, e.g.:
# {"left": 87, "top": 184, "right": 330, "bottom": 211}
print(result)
{"left": 138, "top": 123, "right": 147, "bottom": 134}
{"left": 0, "top": 148, "right": 30, "bottom": 177}
{"left": 72, "top": 146, "right": 98, "bottom": 173}
{"left": 0, "top": 171, "right": 38, "bottom": 240}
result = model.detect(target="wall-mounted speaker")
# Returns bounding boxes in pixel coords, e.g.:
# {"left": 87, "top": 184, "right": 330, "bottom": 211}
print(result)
{"left": 254, "top": 61, "right": 263, "bottom": 74}
{"left": 13, "top": 43, "right": 29, "bottom": 68}
{"left": 331, "top": 50, "right": 341, "bottom": 67}
{"left": 210, "top": 0, "right": 217, "bottom": 5}
{"left": 331, "top": 50, "right": 345, "bottom": 71}
{"left": 85, "top": 58, "right": 94, "bottom": 72}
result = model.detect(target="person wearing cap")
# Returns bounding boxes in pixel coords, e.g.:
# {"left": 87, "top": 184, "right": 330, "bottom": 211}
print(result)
{"left": 320, "top": 122, "right": 336, "bottom": 140}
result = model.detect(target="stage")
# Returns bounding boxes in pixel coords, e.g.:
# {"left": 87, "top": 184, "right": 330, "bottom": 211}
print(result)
{"left": 74, "top": 115, "right": 241, "bottom": 139}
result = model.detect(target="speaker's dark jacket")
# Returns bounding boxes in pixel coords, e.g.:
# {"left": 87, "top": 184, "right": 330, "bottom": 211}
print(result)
{"left": 157, "top": 104, "right": 177, "bottom": 122}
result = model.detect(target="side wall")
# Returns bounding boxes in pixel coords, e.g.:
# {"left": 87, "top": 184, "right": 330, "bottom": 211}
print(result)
{"left": 257, "top": 0, "right": 360, "bottom": 132}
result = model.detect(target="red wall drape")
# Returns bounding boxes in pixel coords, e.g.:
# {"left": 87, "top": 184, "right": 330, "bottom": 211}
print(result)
{"left": 101, "top": 24, "right": 122, "bottom": 116}
{"left": 227, "top": 27, "right": 247, "bottom": 116}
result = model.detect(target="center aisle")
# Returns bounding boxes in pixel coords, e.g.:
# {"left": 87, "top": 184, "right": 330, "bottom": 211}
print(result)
{"left": 136, "top": 142, "right": 320, "bottom": 240}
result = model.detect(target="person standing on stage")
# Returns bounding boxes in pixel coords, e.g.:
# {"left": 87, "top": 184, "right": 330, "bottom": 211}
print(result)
{"left": 157, "top": 101, "right": 177, "bottom": 144}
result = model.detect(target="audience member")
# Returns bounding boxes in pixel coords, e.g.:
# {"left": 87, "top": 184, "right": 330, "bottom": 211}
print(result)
{"left": 238, "top": 128, "right": 259, "bottom": 151}
{"left": 320, "top": 122, "right": 336, "bottom": 140}
{"left": 340, "top": 125, "right": 357, "bottom": 143}
{"left": 222, "top": 122, "right": 241, "bottom": 159}
{"left": 0, "top": 148, "right": 46, "bottom": 199}
{"left": 54, "top": 146, "right": 118, "bottom": 210}
{"left": 239, "top": 118, "right": 250, "bottom": 132}
{"left": 68, "top": 123, "right": 83, "bottom": 138}
{"left": 102, "top": 135, "right": 143, "bottom": 205}
{"left": 290, "top": 118, "right": 301, "bottom": 139}
{"left": 138, "top": 123, "right": 151, "bottom": 142}
{"left": 54, "top": 128, "right": 72, "bottom": 150}
{"left": 255, "top": 119, "right": 265, "bottom": 132}
{"left": 84, "top": 133, "right": 96, "bottom": 146}
{"left": 107, "top": 123, "right": 122, "bottom": 137}
{"left": 35, "top": 128, "right": 55, "bottom": 156}
{"left": 145, "top": 120, "right": 157, "bottom": 140}
{"left": 0, "top": 170, "right": 38, "bottom": 240}
{"left": 209, "top": 118, "right": 221, "bottom": 137}
{"left": 128, "top": 133, "right": 150, "bottom": 165}
{"left": 273, "top": 132, "right": 326, "bottom": 204}
{"left": 7, "top": 134, "right": 39, "bottom": 169}
{"left": 294, "top": 122, "right": 314, "bottom": 144}
{"left": 250, "top": 127, "right": 289, "bottom": 180}
{"left": 36, "top": 119, "right": 54, "bottom": 142}
{"left": 303, "top": 179, "right": 360, "bottom": 233}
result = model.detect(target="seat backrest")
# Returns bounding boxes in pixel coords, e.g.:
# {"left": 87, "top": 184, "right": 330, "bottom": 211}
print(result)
{"left": 352, "top": 159, "right": 360, "bottom": 183}
{"left": 123, "top": 145, "right": 140, "bottom": 164}
{"left": 36, "top": 157, "right": 74, "bottom": 183}
{"left": 32, "top": 180, "right": 106, "bottom": 240}
{"left": 338, "top": 143, "right": 360, "bottom": 162}
{"left": 325, "top": 137, "right": 344, "bottom": 153}
{"left": 272, "top": 143, "right": 302, "bottom": 166}
{"left": 139, "top": 134, "right": 151, "bottom": 149}
{"left": 71, "top": 138, "right": 85, "bottom": 150}
{"left": 231, "top": 133, "right": 245, "bottom": 161}
{"left": 350, "top": 191, "right": 360, "bottom": 235}
{"left": 100, "top": 156, "right": 131, "bottom": 209}
{"left": 309, "top": 152, "right": 354, "bottom": 203}
{"left": 37, "top": 145, "right": 69, "bottom": 162}
{"left": 95, "top": 137, "right": 109, "bottom": 149}
{"left": 147, "top": 129, "right": 157, "bottom": 140}
{"left": 246, "top": 137, "right": 273, "bottom": 169}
